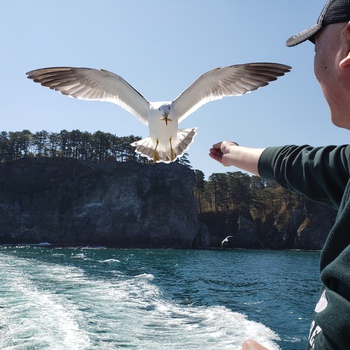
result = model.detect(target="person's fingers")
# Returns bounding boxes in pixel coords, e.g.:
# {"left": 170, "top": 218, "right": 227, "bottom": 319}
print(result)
{"left": 209, "top": 147, "right": 223, "bottom": 162}
{"left": 212, "top": 141, "right": 223, "bottom": 149}
{"left": 209, "top": 147, "right": 222, "bottom": 154}
{"left": 209, "top": 151, "right": 221, "bottom": 161}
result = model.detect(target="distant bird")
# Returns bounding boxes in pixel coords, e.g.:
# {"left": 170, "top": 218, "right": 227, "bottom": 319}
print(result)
{"left": 26, "top": 63, "right": 291, "bottom": 163}
{"left": 221, "top": 235, "right": 234, "bottom": 248}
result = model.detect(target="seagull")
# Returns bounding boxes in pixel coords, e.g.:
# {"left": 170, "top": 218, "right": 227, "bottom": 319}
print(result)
{"left": 26, "top": 63, "right": 291, "bottom": 163}
{"left": 221, "top": 235, "right": 234, "bottom": 248}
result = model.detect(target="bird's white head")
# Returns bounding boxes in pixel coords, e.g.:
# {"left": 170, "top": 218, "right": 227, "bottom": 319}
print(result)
{"left": 158, "top": 103, "right": 172, "bottom": 125}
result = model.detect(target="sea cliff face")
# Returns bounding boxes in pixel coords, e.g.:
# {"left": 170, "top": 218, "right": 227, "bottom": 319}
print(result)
{"left": 0, "top": 158, "right": 205, "bottom": 248}
{"left": 0, "top": 158, "right": 336, "bottom": 249}
{"left": 200, "top": 201, "right": 336, "bottom": 250}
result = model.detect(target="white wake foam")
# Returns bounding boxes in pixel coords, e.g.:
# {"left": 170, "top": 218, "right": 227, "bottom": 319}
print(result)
{"left": 0, "top": 251, "right": 280, "bottom": 350}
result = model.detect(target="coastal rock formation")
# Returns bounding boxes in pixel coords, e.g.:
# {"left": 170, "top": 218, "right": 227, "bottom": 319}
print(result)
{"left": 0, "top": 157, "right": 336, "bottom": 250}
{"left": 200, "top": 202, "right": 336, "bottom": 250}
{"left": 0, "top": 158, "right": 205, "bottom": 248}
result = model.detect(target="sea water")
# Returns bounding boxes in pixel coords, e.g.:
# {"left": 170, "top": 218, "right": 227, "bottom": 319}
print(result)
{"left": 0, "top": 247, "right": 320, "bottom": 350}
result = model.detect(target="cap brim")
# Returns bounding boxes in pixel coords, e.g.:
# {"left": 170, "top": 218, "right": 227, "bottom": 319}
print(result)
{"left": 286, "top": 23, "right": 321, "bottom": 47}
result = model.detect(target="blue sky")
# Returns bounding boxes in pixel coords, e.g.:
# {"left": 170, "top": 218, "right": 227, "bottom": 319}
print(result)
{"left": 2, "top": 1, "right": 349, "bottom": 178}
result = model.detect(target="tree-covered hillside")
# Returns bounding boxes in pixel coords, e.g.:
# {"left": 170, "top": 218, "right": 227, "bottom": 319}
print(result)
{"left": 0, "top": 129, "right": 336, "bottom": 249}
{"left": 0, "top": 130, "right": 143, "bottom": 163}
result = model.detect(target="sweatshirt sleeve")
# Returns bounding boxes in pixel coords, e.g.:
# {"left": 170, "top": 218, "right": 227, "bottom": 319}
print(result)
{"left": 258, "top": 145, "right": 350, "bottom": 209}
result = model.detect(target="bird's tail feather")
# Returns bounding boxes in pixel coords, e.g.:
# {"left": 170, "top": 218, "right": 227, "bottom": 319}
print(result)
{"left": 131, "top": 127, "right": 197, "bottom": 163}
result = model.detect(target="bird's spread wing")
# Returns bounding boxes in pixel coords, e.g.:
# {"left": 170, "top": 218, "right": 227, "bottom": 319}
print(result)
{"left": 172, "top": 63, "right": 291, "bottom": 123}
{"left": 26, "top": 67, "right": 150, "bottom": 125}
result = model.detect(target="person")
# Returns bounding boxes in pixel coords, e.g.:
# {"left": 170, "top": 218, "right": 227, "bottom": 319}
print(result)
{"left": 209, "top": 1, "right": 350, "bottom": 349}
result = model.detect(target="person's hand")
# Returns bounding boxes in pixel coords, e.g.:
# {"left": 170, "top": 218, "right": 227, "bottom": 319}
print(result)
{"left": 241, "top": 339, "right": 269, "bottom": 350}
{"left": 209, "top": 141, "right": 239, "bottom": 167}
{"left": 209, "top": 141, "right": 265, "bottom": 175}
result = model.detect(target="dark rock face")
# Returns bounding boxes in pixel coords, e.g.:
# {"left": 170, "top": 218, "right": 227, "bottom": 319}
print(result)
{"left": 0, "top": 158, "right": 204, "bottom": 248}
{"left": 0, "top": 157, "right": 337, "bottom": 250}
{"left": 200, "top": 202, "right": 336, "bottom": 250}
{"left": 295, "top": 201, "right": 336, "bottom": 250}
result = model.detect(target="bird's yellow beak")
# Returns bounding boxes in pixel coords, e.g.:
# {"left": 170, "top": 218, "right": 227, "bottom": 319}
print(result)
{"left": 160, "top": 112, "right": 172, "bottom": 126}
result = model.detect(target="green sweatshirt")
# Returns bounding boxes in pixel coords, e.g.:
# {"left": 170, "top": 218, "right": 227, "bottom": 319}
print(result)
{"left": 258, "top": 145, "right": 350, "bottom": 350}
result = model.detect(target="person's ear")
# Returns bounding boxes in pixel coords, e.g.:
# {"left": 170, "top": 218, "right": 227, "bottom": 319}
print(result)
{"left": 339, "top": 22, "right": 350, "bottom": 68}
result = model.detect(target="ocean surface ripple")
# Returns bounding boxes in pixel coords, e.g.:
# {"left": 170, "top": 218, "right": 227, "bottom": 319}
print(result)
{"left": 0, "top": 247, "right": 320, "bottom": 350}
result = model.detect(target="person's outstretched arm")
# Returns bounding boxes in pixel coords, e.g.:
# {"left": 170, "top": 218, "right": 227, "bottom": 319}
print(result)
{"left": 209, "top": 141, "right": 265, "bottom": 176}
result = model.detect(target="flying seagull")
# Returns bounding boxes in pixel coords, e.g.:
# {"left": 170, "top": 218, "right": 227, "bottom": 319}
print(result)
{"left": 221, "top": 235, "right": 234, "bottom": 248}
{"left": 26, "top": 63, "right": 291, "bottom": 163}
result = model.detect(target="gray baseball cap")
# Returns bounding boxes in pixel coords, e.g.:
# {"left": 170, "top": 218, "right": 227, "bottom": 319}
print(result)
{"left": 286, "top": 0, "right": 350, "bottom": 47}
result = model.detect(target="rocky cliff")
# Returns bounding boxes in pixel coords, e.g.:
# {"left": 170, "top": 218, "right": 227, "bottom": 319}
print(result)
{"left": 0, "top": 158, "right": 206, "bottom": 248}
{"left": 0, "top": 158, "right": 337, "bottom": 250}
{"left": 200, "top": 200, "right": 336, "bottom": 250}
